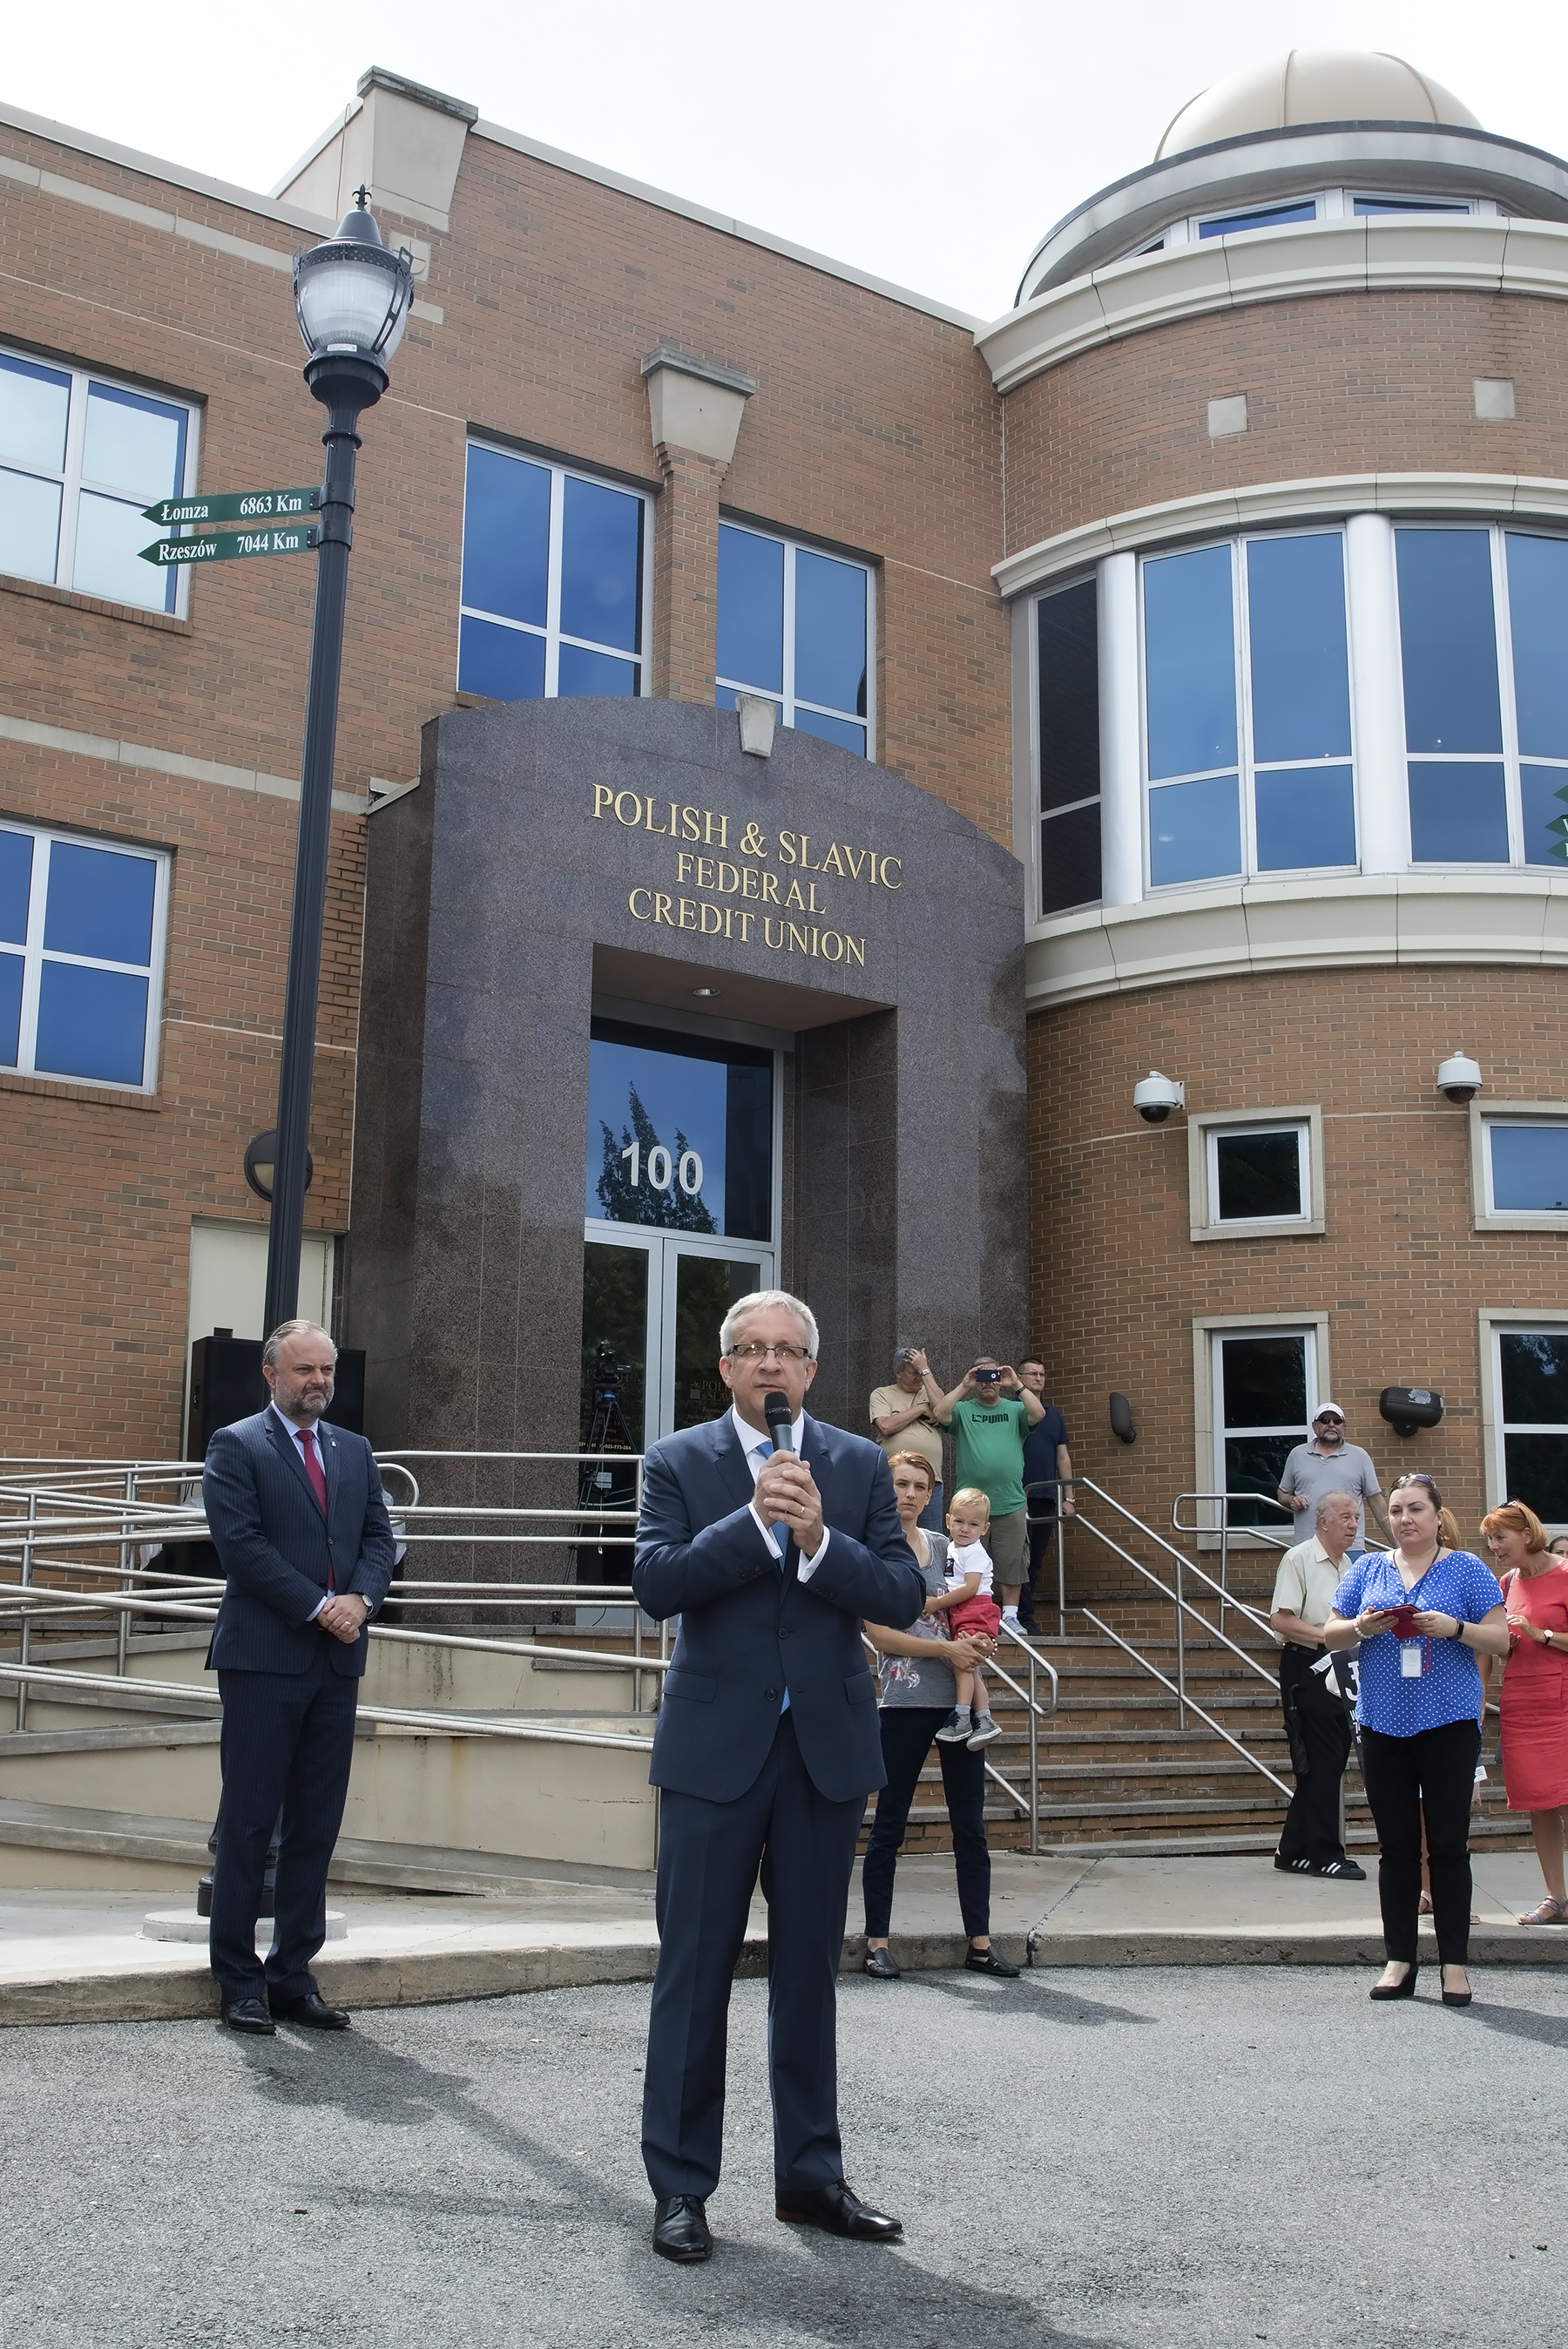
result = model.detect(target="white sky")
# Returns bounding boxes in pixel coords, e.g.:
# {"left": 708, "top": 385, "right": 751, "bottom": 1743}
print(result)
{"left": 7, "top": 1, "right": 1568, "bottom": 319}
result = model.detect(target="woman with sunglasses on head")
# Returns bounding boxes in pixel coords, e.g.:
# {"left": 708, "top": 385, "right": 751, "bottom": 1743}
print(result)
{"left": 1322, "top": 1472, "right": 1507, "bottom": 2005}
{"left": 1477, "top": 1501, "right": 1568, "bottom": 1926}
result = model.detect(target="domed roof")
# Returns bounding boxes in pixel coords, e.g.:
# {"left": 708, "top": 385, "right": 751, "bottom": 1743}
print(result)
{"left": 1156, "top": 50, "right": 1481, "bottom": 160}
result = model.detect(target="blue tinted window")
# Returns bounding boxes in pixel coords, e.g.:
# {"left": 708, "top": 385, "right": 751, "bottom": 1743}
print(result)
{"left": 793, "top": 708, "right": 865, "bottom": 755}
{"left": 560, "top": 475, "right": 641, "bottom": 653}
{"left": 35, "top": 965, "right": 149, "bottom": 1085}
{"left": 1149, "top": 774, "right": 1240, "bottom": 886}
{"left": 457, "top": 615, "right": 544, "bottom": 701}
{"left": 0, "top": 828, "right": 31, "bottom": 944}
{"left": 1408, "top": 762, "right": 1509, "bottom": 862}
{"left": 1396, "top": 529, "right": 1503, "bottom": 752}
{"left": 44, "top": 842, "right": 156, "bottom": 964}
{"left": 587, "top": 1019, "right": 774, "bottom": 1241}
{"left": 1521, "top": 766, "right": 1568, "bottom": 867}
{"left": 558, "top": 643, "right": 638, "bottom": 697}
{"left": 1505, "top": 533, "right": 1568, "bottom": 759}
{"left": 0, "top": 352, "right": 71, "bottom": 473}
{"left": 1254, "top": 766, "right": 1356, "bottom": 870}
{"left": 1247, "top": 535, "right": 1352, "bottom": 762}
{"left": 1198, "top": 201, "right": 1315, "bottom": 238}
{"left": 1491, "top": 1126, "right": 1568, "bottom": 1213}
{"left": 1145, "top": 547, "right": 1236, "bottom": 780}
{"left": 794, "top": 549, "right": 867, "bottom": 716}
{"left": 461, "top": 446, "right": 549, "bottom": 627}
{"left": 717, "top": 525, "right": 784, "bottom": 694}
{"left": 0, "top": 952, "right": 20, "bottom": 1065}
{"left": 1355, "top": 197, "right": 1468, "bottom": 215}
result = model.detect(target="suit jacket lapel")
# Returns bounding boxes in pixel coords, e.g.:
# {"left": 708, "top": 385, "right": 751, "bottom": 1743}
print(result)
{"left": 321, "top": 1423, "right": 341, "bottom": 1524}
{"left": 711, "top": 1413, "right": 760, "bottom": 1517}
{"left": 267, "top": 1409, "right": 326, "bottom": 1520}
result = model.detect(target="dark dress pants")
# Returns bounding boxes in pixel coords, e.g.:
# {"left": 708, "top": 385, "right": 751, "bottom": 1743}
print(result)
{"left": 210, "top": 1644, "right": 360, "bottom": 2000}
{"left": 1276, "top": 1646, "right": 1353, "bottom": 1867}
{"left": 1359, "top": 1718, "right": 1481, "bottom": 1967}
{"left": 862, "top": 1706, "right": 990, "bottom": 1940}
{"left": 641, "top": 1711, "right": 863, "bottom": 2202}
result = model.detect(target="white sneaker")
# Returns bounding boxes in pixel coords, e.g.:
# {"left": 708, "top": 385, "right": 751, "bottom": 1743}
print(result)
{"left": 1000, "top": 1608, "right": 1022, "bottom": 1631}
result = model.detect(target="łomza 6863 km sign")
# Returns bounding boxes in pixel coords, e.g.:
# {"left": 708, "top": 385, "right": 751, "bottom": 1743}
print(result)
{"left": 139, "top": 485, "right": 321, "bottom": 568}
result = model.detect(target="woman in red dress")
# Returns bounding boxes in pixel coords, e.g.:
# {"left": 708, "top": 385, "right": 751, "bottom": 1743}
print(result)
{"left": 1480, "top": 1502, "right": 1568, "bottom": 1925}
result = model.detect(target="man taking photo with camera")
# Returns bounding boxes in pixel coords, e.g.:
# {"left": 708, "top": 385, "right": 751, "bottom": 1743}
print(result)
{"left": 934, "top": 1357, "right": 1044, "bottom": 1633}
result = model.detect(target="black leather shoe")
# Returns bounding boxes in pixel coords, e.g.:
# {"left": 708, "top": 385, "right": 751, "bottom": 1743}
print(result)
{"left": 775, "top": 2181, "right": 902, "bottom": 2240}
{"left": 863, "top": 1946, "right": 901, "bottom": 1979}
{"left": 270, "top": 1991, "right": 350, "bottom": 2029}
{"left": 220, "top": 1996, "right": 275, "bottom": 2035}
{"left": 964, "top": 1943, "right": 1021, "bottom": 1977}
{"left": 652, "top": 2196, "right": 713, "bottom": 2262}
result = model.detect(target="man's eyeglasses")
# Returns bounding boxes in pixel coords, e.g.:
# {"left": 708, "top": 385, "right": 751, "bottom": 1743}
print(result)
{"left": 727, "top": 1342, "right": 811, "bottom": 1363}
{"left": 1315, "top": 1414, "right": 1344, "bottom": 1425}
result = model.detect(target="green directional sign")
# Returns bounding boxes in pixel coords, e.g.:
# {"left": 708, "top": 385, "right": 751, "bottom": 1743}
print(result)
{"left": 142, "top": 486, "right": 318, "bottom": 527}
{"left": 139, "top": 523, "right": 319, "bottom": 568}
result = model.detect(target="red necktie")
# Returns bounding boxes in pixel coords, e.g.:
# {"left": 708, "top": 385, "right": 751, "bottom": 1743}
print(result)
{"left": 297, "top": 1427, "right": 334, "bottom": 1593}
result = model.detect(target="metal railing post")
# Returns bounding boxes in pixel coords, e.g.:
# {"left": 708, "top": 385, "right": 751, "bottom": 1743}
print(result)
{"left": 116, "top": 1467, "right": 138, "bottom": 1675}
{"left": 1219, "top": 1500, "right": 1229, "bottom": 1644}
{"left": 16, "top": 1487, "right": 36, "bottom": 1731}
{"left": 1028, "top": 1643, "right": 1039, "bottom": 1855}
{"left": 1055, "top": 1500, "right": 1066, "bottom": 1637}
{"left": 632, "top": 1601, "right": 645, "bottom": 1714}
{"left": 1175, "top": 1548, "right": 1186, "bottom": 1730}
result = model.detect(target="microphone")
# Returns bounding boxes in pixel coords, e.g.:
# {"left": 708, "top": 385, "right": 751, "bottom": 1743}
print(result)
{"left": 764, "top": 1391, "right": 794, "bottom": 1453}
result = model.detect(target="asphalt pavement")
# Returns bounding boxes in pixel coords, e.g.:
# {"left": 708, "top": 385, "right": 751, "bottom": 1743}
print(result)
{"left": 0, "top": 1963, "right": 1562, "bottom": 2349}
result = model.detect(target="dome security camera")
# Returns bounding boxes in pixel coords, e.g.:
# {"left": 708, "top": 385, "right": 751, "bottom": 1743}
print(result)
{"left": 1436, "top": 1053, "right": 1483, "bottom": 1106}
{"left": 1133, "top": 1072, "right": 1185, "bottom": 1125}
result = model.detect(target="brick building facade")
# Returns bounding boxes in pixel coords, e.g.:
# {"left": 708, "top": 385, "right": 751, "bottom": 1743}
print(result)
{"left": 3, "top": 48, "right": 1567, "bottom": 1545}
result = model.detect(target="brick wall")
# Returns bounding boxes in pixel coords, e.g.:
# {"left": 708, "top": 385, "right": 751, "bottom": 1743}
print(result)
{"left": 1003, "top": 287, "right": 1568, "bottom": 554}
{"left": 1027, "top": 965, "right": 1568, "bottom": 1551}
{"left": 0, "top": 112, "right": 1010, "bottom": 1454}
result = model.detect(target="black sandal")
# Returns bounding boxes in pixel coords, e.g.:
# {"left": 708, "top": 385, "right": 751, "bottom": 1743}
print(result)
{"left": 964, "top": 1943, "right": 1021, "bottom": 1978}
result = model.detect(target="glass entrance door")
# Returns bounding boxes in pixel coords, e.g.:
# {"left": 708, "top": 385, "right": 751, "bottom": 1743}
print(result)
{"left": 581, "top": 1008, "right": 781, "bottom": 1468}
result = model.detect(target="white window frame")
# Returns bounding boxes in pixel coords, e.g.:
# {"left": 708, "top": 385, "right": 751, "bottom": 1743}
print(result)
{"left": 1469, "top": 1100, "right": 1568, "bottom": 1231}
{"left": 1139, "top": 528, "right": 1360, "bottom": 894}
{"left": 1188, "top": 1107, "right": 1324, "bottom": 1242}
{"left": 1138, "top": 188, "right": 1500, "bottom": 254}
{"left": 0, "top": 819, "right": 170, "bottom": 1093}
{"left": 1192, "top": 1312, "right": 1327, "bottom": 1547}
{"left": 1393, "top": 520, "right": 1568, "bottom": 873}
{"left": 0, "top": 343, "right": 199, "bottom": 618}
{"left": 1479, "top": 1311, "right": 1568, "bottom": 1528}
{"left": 715, "top": 519, "right": 875, "bottom": 758}
{"left": 458, "top": 442, "right": 653, "bottom": 698}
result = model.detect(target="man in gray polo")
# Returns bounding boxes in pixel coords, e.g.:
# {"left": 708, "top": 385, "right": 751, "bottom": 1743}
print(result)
{"left": 1277, "top": 1402, "right": 1389, "bottom": 1555}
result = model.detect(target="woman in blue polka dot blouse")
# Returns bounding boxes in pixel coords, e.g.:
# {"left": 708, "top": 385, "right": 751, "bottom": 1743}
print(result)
{"left": 1323, "top": 1472, "right": 1507, "bottom": 2007}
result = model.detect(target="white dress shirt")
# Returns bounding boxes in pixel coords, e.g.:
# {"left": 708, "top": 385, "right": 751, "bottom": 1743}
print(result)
{"left": 729, "top": 1404, "right": 830, "bottom": 1580}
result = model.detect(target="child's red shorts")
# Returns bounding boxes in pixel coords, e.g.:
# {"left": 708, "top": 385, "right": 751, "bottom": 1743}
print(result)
{"left": 947, "top": 1594, "right": 1001, "bottom": 1641}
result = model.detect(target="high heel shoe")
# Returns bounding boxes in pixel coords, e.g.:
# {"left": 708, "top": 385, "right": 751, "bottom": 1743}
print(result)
{"left": 1369, "top": 1964, "right": 1418, "bottom": 2000}
{"left": 1440, "top": 1966, "right": 1473, "bottom": 2007}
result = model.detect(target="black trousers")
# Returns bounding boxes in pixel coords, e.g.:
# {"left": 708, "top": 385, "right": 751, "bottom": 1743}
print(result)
{"left": 1276, "top": 1647, "right": 1353, "bottom": 1867}
{"left": 641, "top": 1711, "right": 863, "bottom": 2201}
{"left": 862, "top": 1705, "right": 991, "bottom": 1941}
{"left": 1359, "top": 1718, "right": 1481, "bottom": 1967}
{"left": 210, "top": 1648, "right": 360, "bottom": 2000}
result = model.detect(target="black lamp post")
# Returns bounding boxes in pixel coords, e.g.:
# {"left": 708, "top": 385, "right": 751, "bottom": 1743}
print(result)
{"left": 261, "top": 192, "right": 413, "bottom": 1337}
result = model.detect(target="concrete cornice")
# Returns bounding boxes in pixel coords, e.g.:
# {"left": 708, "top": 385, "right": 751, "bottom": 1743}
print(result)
{"left": 980, "top": 214, "right": 1568, "bottom": 396}
{"left": 1025, "top": 871, "right": 1568, "bottom": 1012}
{"left": 995, "top": 471, "right": 1568, "bottom": 600}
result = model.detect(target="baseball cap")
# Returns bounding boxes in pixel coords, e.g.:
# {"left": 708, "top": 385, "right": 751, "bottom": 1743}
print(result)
{"left": 1313, "top": 1402, "right": 1345, "bottom": 1421}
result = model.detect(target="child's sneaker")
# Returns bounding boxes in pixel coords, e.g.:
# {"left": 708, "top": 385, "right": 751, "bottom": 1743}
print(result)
{"left": 1000, "top": 1607, "right": 1023, "bottom": 1633}
{"left": 935, "top": 1708, "right": 971, "bottom": 1743}
{"left": 967, "top": 1710, "right": 1002, "bottom": 1748}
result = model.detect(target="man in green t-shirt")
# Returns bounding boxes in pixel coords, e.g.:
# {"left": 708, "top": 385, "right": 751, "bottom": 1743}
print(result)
{"left": 935, "top": 1358, "right": 1044, "bottom": 1630}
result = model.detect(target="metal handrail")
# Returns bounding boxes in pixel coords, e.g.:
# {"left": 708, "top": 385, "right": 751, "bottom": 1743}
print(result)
{"left": 1171, "top": 1490, "right": 1295, "bottom": 1639}
{"left": 1024, "top": 1479, "right": 1076, "bottom": 1634}
{"left": 1081, "top": 1609, "right": 1292, "bottom": 1797}
{"left": 861, "top": 1617, "right": 1058, "bottom": 1854}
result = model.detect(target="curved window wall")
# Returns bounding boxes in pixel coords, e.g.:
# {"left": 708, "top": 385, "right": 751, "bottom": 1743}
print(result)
{"left": 1030, "top": 517, "right": 1568, "bottom": 919}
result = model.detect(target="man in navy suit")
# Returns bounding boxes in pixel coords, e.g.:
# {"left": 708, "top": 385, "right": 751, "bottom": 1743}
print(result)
{"left": 633, "top": 1289, "right": 924, "bottom": 2264}
{"left": 202, "top": 1318, "right": 395, "bottom": 2034}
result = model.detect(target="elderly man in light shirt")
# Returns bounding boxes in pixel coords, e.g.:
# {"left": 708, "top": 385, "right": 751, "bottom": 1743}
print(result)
{"left": 1270, "top": 1489, "right": 1366, "bottom": 1881}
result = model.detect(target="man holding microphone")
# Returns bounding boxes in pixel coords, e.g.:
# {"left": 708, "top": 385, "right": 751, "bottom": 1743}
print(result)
{"left": 633, "top": 1289, "right": 925, "bottom": 2264}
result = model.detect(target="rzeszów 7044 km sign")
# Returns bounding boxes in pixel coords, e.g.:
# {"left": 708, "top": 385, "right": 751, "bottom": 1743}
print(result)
{"left": 142, "top": 487, "right": 319, "bottom": 527}
{"left": 139, "top": 525, "right": 319, "bottom": 567}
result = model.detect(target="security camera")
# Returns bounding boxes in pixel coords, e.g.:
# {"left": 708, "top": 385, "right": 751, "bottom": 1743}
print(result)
{"left": 1133, "top": 1072, "right": 1185, "bottom": 1125}
{"left": 1436, "top": 1053, "right": 1482, "bottom": 1106}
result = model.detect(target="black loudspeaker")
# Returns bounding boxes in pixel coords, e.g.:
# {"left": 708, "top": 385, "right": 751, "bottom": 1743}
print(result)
{"left": 1379, "top": 1385, "right": 1444, "bottom": 1439}
{"left": 187, "top": 1335, "right": 366, "bottom": 1458}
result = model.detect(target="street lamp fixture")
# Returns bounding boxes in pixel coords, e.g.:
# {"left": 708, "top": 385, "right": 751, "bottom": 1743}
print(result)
{"left": 261, "top": 191, "right": 413, "bottom": 1337}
